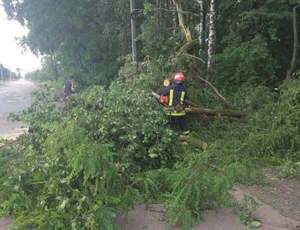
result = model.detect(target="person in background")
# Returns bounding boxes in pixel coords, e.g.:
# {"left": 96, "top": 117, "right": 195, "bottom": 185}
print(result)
{"left": 161, "top": 72, "right": 190, "bottom": 135}
{"left": 64, "top": 79, "right": 75, "bottom": 100}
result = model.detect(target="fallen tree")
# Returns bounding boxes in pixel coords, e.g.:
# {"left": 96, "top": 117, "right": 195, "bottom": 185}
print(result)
{"left": 151, "top": 92, "right": 246, "bottom": 118}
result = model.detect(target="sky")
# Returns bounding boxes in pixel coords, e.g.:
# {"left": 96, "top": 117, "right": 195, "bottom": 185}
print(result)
{"left": 0, "top": 2, "right": 41, "bottom": 74}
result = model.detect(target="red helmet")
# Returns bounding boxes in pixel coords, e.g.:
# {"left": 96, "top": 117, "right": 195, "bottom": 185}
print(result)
{"left": 174, "top": 72, "right": 185, "bottom": 82}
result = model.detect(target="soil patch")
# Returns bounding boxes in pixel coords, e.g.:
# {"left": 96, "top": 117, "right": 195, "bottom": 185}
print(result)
{"left": 233, "top": 170, "right": 300, "bottom": 230}
{"left": 116, "top": 204, "right": 245, "bottom": 230}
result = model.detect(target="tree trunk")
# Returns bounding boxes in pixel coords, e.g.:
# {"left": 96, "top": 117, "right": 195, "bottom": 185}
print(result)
{"left": 286, "top": 5, "right": 300, "bottom": 80}
{"left": 173, "top": 0, "right": 192, "bottom": 43}
{"left": 196, "top": 0, "right": 205, "bottom": 48}
{"left": 151, "top": 92, "right": 246, "bottom": 118}
{"left": 207, "top": 0, "right": 217, "bottom": 70}
{"left": 50, "top": 55, "right": 59, "bottom": 81}
{"left": 185, "top": 107, "right": 246, "bottom": 118}
{"left": 130, "top": 0, "right": 137, "bottom": 63}
{"left": 171, "top": 0, "right": 177, "bottom": 36}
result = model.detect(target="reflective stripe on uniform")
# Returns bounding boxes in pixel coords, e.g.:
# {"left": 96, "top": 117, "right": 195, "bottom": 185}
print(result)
{"left": 169, "top": 89, "right": 174, "bottom": 106}
{"left": 171, "top": 111, "right": 186, "bottom": 116}
{"left": 180, "top": 91, "right": 186, "bottom": 104}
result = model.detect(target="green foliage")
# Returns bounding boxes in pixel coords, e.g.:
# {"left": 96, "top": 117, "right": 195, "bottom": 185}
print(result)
{"left": 217, "top": 0, "right": 297, "bottom": 86}
{"left": 225, "top": 161, "right": 263, "bottom": 186}
{"left": 0, "top": 64, "right": 181, "bottom": 229}
{"left": 278, "top": 161, "right": 300, "bottom": 179}
{"left": 2, "top": 0, "right": 300, "bottom": 228}
{"left": 4, "top": 0, "right": 131, "bottom": 86}
{"left": 231, "top": 85, "right": 276, "bottom": 110}
{"left": 243, "top": 79, "right": 300, "bottom": 159}
{"left": 141, "top": 3, "right": 177, "bottom": 59}
{"left": 0, "top": 61, "right": 242, "bottom": 229}
{"left": 214, "top": 35, "right": 276, "bottom": 90}
{"left": 165, "top": 153, "right": 231, "bottom": 230}
{"left": 235, "top": 195, "right": 261, "bottom": 229}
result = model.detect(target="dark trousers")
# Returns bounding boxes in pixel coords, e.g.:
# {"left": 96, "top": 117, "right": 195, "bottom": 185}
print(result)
{"left": 170, "top": 116, "right": 188, "bottom": 132}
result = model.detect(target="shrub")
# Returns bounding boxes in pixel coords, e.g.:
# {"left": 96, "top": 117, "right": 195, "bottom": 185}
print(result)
{"left": 244, "top": 79, "right": 300, "bottom": 159}
{"left": 0, "top": 67, "right": 181, "bottom": 229}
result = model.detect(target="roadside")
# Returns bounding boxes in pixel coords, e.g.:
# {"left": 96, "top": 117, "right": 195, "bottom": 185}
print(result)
{"left": 0, "top": 80, "right": 37, "bottom": 140}
{"left": 0, "top": 79, "right": 37, "bottom": 230}
{"left": 117, "top": 170, "right": 300, "bottom": 230}
{"left": 1, "top": 81, "right": 299, "bottom": 230}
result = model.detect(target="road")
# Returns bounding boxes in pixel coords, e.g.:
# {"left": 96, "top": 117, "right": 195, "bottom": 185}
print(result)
{"left": 0, "top": 79, "right": 37, "bottom": 229}
{"left": 0, "top": 79, "right": 37, "bottom": 138}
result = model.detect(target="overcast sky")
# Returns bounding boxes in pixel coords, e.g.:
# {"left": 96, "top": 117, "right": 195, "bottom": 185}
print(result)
{"left": 0, "top": 3, "right": 41, "bottom": 74}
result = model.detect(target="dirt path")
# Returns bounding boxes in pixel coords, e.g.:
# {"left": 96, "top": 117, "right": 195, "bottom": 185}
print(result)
{"left": 233, "top": 170, "right": 300, "bottom": 230}
{"left": 116, "top": 204, "right": 245, "bottom": 230}
{"left": 117, "top": 171, "right": 300, "bottom": 230}
{"left": 247, "top": 171, "right": 300, "bottom": 221}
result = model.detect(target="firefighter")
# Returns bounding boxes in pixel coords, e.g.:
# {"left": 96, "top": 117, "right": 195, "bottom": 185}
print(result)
{"left": 161, "top": 72, "right": 190, "bottom": 135}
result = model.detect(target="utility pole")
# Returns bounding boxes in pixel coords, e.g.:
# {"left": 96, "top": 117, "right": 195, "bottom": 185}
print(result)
{"left": 130, "top": 0, "right": 137, "bottom": 63}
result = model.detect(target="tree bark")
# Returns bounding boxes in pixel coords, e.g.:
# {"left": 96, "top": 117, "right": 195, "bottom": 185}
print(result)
{"left": 171, "top": 0, "right": 177, "bottom": 36}
{"left": 173, "top": 0, "right": 192, "bottom": 43}
{"left": 185, "top": 107, "right": 246, "bottom": 118}
{"left": 207, "top": 0, "right": 217, "bottom": 70}
{"left": 196, "top": 0, "right": 205, "bottom": 47}
{"left": 130, "top": 0, "right": 138, "bottom": 63}
{"left": 50, "top": 55, "right": 59, "bottom": 81}
{"left": 286, "top": 4, "right": 300, "bottom": 80}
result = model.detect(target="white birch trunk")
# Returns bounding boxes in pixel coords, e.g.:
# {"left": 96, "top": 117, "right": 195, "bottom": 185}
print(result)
{"left": 196, "top": 0, "right": 204, "bottom": 47}
{"left": 207, "top": 0, "right": 216, "bottom": 70}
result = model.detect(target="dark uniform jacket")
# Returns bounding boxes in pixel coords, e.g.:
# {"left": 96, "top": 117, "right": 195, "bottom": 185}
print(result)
{"left": 162, "top": 82, "right": 187, "bottom": 116}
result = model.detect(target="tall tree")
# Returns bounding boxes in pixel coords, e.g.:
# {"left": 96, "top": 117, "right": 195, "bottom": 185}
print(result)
{"left": 173, "top": 0, "right": 192, "bottom": 43}
{"left": 130, "top": 0, "right": 138, "bottom": 63}
{"left": 196, "top": 0, "right": 205, "bottom": 48}
{"left": 3, "top": 0, "right": 132, "bottom": 85}
{"left": 286, "top": 4, "right": 300, "bottom": 79}
{"left": 207, "top": 0, "right": 216, "bottom": 70}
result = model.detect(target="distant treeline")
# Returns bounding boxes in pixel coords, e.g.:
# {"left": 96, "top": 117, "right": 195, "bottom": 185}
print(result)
{"left": 0, "top": 64, "right": 19, "bottom": 80}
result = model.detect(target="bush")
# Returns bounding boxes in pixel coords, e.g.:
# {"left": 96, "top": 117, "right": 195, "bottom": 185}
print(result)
{"left": 214, "top": 35, "right": 276, "bottom": 91}
{"left": 278, "top": 160, "right": 300, "bottom": 178}
{"left": 244, "top": 79, "right": 300, "bottom": 159}
{"left": 3, "top": 60, "right": 298, "bottom": 229}
{"left": 0, "top": 66, "right": 181, "bottom": 229}
{"left": 165, "top": 153, "right": 231, "bottom": 230}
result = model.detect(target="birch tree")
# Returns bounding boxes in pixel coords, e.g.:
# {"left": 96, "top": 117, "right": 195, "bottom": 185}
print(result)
{"left": 196, "top": 0, "right": 205, "bottom": 48}
{"left": 207, "top": 0, "right": 216, "bottom": 70}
